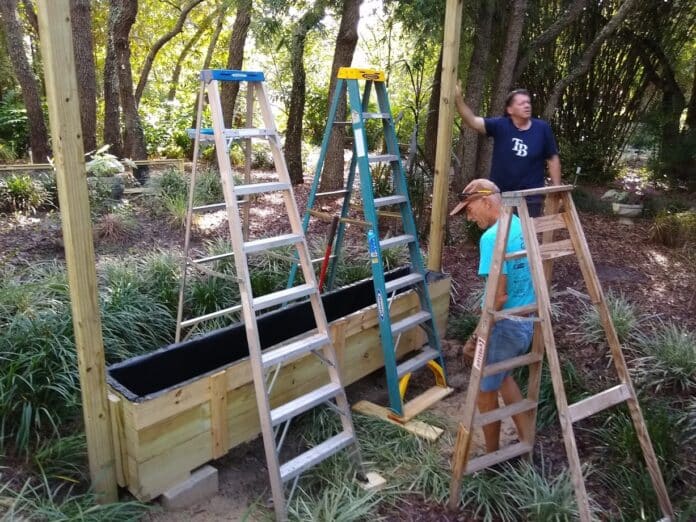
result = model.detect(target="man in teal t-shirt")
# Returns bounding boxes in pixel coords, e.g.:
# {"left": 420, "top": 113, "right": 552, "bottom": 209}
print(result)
{"left": 450, "top": 178, "right": 536, "bottom": 453}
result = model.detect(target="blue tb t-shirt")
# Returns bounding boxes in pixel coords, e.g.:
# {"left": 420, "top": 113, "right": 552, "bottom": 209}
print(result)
{"left": 478, "top": 214, "right": 536, "bottom": 310}
{"left": 484, "top": 117, "right": 558, "bottom": 199}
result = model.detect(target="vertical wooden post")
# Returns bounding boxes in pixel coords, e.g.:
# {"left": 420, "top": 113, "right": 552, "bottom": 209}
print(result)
{"left": 427, "top": 0, "right": 464, "bottom": 271}
{"left": 36, "top": 0, "right": 118, "bottom": 503}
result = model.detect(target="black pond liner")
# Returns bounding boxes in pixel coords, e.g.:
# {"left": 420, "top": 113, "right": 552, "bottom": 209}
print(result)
{"left": 108, "top": 267, "right": 445, "bottom": 403}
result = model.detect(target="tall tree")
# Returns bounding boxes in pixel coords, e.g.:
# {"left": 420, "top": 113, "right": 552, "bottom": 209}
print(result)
{"left": 422, "top": 48, "right": 443, "bottom": 171}
{"left": 319, "top": 0, "right": 362, "bottom": 191}
{"left": 221, "top": 0, "right": 252, "bottom": 126}
{"left": 70, "top": 0, "right": 97, "bottom": 153}
{"left": 284, "top": 0, "right": 327, "bottom": 185}
{"left": 0, "top": 0, "right": 50, "bottom": 162}
{"left": 104, "top": 3, "right": 122, "bottom": 155}
{"left": 134, "top": 0, "right": 204, "bottom": 105}
{"left": 110, "top": 0, "right": 147, "bottom": 164}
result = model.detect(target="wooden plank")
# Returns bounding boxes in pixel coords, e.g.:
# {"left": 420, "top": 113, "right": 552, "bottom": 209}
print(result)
{"left": 567, "top": 384, "right": 630, "bottom": 423}
{"left": 108, "top": 394, "right": 127, "bottom": 487}
{"left": 427, "top": 0, "right": 464, "bottom": 271}
{"left": 465, "top": 442, "right": 533, "bottom": 474}
{"left": 500, "top": 184, "right": 574, "bottom": 198}
{"left": 209, "top": 371, "right": 229, "bottom": 458}
{"left": 397, "top": 386, "right": 454, "bottom": 423}
{"left": 36, "top": 0, "right": 117, "bottom": 503}
{"left": 473, "top": 399, "right": 537, "bottom": 428}
{"left": 539, "top": 239, "right": 575, "bottom": 260}
{"left": 482, "top": 352, "right": 543, "bottom": 377}
{"left": 532, "top": 213, "right": 567, "bottom": 233}
{"left": 352, "top": 400, "right": 443, "bottom": 441}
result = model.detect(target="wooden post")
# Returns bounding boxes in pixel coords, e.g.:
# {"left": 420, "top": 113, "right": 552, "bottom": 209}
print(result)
{"left": 427, "top": 0, "right": 464, "bottom": 271}
{"left": 36, "top": 0, "right": 118, "bottom": 503}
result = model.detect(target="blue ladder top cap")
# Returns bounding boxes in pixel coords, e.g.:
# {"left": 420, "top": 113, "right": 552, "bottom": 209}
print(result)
{"left": 201, "top": 69, "right": 265, "bottom": 82}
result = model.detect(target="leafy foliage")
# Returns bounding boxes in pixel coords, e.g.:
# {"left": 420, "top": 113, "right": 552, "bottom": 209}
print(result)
{"left": 0, "top": 174, "right": 49, "bottom": 213}
{"left": 577, "top": 290, "right": 642, "bottom": 344}
{"left": 650, "top": 210, "right": 696, "bottom": 248}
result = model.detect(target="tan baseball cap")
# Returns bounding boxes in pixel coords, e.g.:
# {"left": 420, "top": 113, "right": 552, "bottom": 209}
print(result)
{"left": 449, "top": 179, "right": 500, "bottom": 216}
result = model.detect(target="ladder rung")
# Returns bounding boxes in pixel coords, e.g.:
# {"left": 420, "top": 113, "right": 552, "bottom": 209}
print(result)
{"left": 396, "top": 347, "right": 439, "bottom": 378}
{"left": 180, "top": 303, "right": 243, "bottom": 327}
{"left": 222, "top": 128, "right": 272, "bottom": 140}
{"left": 262, "top": 332, "right": 330, "bottom": 369}
{"left": 539, "top": 239, "right": 575, "bottom": 260}
{"left": 491, "top": 303, "right": 539, "bottom": 322}
{"left": 391, "top": 310, "right": 431, "bottom": 336}
{"left": 466, "top": 441, "right": 533, "bottom": 474}
{"left": 193, "top": 202, "right": 226, "bottom": 212}
{"left": 270, "top": 382, "right": 342, "bottom": 426}
{"left": 533, "top": 213, "right": 567, "bottom": 233}
{"left": 362, "top": 112, "right": 390, "bottom": 119}
{"left": 252, "top": 284, "right": 315, "bottom": 311}
{"left": 374, "top": 195, "right": 407, "bottom": 208}
{"left": 310, "top": 254, "right": 336, "bottom": 265}
{"left": 385, "top": 273, "right": 423, "bottom": 294}
{"left": 368, "top": 154, "right": 398, "bottom": 163}
{"left": 316, "top": 189, "right": 349, "bottom": 198}
{"left": 567, "top": 383, "right": 631, "bottom": 423}
{"left": 473, "top": 399, "right": 537, "bottom": 428}
{"left": 192, "top": 252, "right": 233, "bottom": 264}
{"left": 483, "top": 352, "right": 543, "bottom": 377}
{"left": 244, "top": 233, "right": 302, "bottom": 254}
{"left": 505, "top": 249, "right": 527, "bottom": 260}
{"left": 280, "top": 431, "right": 354, "bottom": 482}
{"left": 380, "top": 234, "right": 414, "bottom": 250}
{"left": 234, "top": 182, "right": 290, "bottom": 197}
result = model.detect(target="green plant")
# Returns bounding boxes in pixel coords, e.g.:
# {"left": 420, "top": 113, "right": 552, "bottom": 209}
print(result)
{"left": 0, "top": 174, "right": 48, "bottom": 213}
{"left": 447, "top": 311, "right": 478, "bottom": 341}
{"left": 577, "top": 290, "right": 641, "bottom": 344}
{"left": 571, "top": 186, "right": 611, "bottom": 214}
{"left": 156, "top": 167, "right": 188, "bottom": 200}
{"left": 371, "top": 163, "right": 392, "bottom": 198}
{"left": 162, "top": 192, "right": 189, "bottom": 228}
{"left": 94, "top": 208, "right": 138, "bottom": 243}
{"left": 85, "top": 145, "right": 135, "bottom": 177}
{"left": 288, "top": 482, "right": 380, "bottom": 522}
{"left": 194, "top": 168, "right": 225, "bottom": 204}
{"left": 31, "top": 434, "right": 87, "bottom": 482}
{"left": 251, "top": 143, "right": 274, "bottom": 169}
{"left": 650, "top": 211, "right": 696, "bottom": 248}
{"left": 629, "top": 321, "right": 696, "bottom": 393}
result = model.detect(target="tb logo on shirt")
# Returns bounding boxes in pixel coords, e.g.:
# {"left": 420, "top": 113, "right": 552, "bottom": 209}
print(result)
{"left": 511, "top": 138, "right": 528, "bottom": 157}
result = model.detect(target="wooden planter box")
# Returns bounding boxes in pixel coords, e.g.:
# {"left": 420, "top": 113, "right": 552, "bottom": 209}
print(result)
{"left": 107, "top": 269, "right": 451, "bottom": 500}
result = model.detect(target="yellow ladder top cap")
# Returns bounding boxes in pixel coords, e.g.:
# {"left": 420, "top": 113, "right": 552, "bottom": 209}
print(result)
{"left": 337, "top": 67, "right": 385, "bottom": 82}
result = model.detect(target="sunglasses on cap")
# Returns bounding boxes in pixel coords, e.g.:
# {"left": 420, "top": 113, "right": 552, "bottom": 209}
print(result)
{"left": 457, "top": 189, "right": 498, "bottom": 201}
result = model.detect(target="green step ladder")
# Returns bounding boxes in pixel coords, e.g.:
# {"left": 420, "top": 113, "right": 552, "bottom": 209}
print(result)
{"left": 289, "top": 67, "right": 453, "bottom": 420}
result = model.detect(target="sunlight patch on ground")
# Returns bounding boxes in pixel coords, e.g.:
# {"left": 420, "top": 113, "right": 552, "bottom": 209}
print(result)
{"left": 195, "top": 211, "right": 227, "bottom": 232}
{"left": 647, "top": 248, "right": 670, "bottom": 268}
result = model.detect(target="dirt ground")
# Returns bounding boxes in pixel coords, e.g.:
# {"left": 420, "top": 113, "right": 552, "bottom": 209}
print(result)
{"left": 2, "top": 172, "right": 694, "bottom": 520}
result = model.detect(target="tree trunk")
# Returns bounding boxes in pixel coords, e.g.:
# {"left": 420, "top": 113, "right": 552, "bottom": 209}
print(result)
{"left": 221, "top": 0, "right": 251, "bottom": 126}
{"left": 284, "top": 1, "right": 327, "bottom": 185}
{"left": 423, "top": 48, "right": 443, "bottom": 171}
{"left": 135, "top": 0, "right": 204, "bottom": 105}
{"left": 70, "top": 0, "right": 97, "bottom": 153}
{"left": 542, "top": 0, "right": 638, "bottom": 121}
{"left": 476, "top": 0, "right": 527, "bottom": 179}
{"left": 104, "top": 3, "right": 122, "bottom": 155}
{"left": 319, "top": 0, "right": 362, "bottom": 191}
{"left": 455, "top": 0, "right": 494, "bottom": 191}
{"left": 111, "top": 0, "right": 147, "bottom": 164}
{"left": 0, "top": 0, "right": 50, "bottom": 162}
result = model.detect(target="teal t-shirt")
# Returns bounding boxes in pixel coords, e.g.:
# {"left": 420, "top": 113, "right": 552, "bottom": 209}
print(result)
{"left": 478, "top": 214, "right": 536, "bottom": 309}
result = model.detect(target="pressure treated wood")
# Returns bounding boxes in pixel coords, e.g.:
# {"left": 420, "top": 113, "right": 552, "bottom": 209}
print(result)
{"left": 36, "top": 0, "right": 117, "bottom": 503}
{"left": 352, "top": 401, "right": 444, "bottom": 442}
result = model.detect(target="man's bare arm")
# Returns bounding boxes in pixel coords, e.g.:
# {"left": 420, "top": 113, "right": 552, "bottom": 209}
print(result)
{"left": 455, "top": 81, "right": 486, "bottom": 134}
{"left": 547, "top": 154, "right": 561, "bottom": 185}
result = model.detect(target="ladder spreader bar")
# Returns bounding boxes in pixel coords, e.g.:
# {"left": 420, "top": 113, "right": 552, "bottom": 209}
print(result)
{"left": 337, "top": 67, "right": 385, "bottom": 82}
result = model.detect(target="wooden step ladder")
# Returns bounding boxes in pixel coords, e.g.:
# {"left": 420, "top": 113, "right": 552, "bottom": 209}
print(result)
{"left": 287, "top": 67, "right": 453, "bottom": 423}
{"left": 177, "top": 69, "right": 365, "bottom": 521}
{"left": 448, "top": 185, "right": 674, "bottom": 521}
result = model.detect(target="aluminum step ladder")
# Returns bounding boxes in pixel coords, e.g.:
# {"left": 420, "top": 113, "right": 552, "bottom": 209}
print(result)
{"left": 288, "top": 67, "right": 453, "bottom": 420}
{"left": 448, "top": 185, "right": 674, "bottom": 522}
{"left": 176, "top": 69, "right": 364, "bottom": 521}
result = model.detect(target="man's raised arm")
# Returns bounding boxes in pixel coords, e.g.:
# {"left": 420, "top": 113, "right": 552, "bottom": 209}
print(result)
{"left": 454, "top": 81, "right": 486, "bottom": 134}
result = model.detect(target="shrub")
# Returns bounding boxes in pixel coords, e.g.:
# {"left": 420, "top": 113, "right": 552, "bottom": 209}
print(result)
{"left": 156, "top": 167, "right": 188, "bottom": 200}
{"left": 0, "top": 174, "right": 48, "bottom": 213}
{"left": 572, "top": 186, "right": 611, "bottom": 214}
{"left": 162, "top": 193, "right": 189, "bottom": 228}
{"left": 251, "top": 143, "right": 274, "bottom": 169}
{"left": 94, "top": 208, "right": 138, "bottom": 243}
{"left": 194, "top": 168, "right": 225, "bottom": 204}
{"left": 577, "top": 290, "right": 641, "bottom": 344}
{"left": 650, "top": 211, "right": 696, "bottom": 248}
{"left": 447, "top": 311, "right": 478, "bottom": 341}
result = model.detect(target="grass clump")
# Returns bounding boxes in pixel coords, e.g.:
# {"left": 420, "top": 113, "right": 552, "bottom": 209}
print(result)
{"left": 0, "top": 173, "right": 49, "bottom": 213}
{"left": 571, "top": 186, "right": 611, "bottom": 214}
{"left": 650, "top": 210, "right": 696, "bottom": 248}
{"left": 629, "top": 321, "right": 696, "bottom": 393}
{"left": 577, "top": 290, "right": 641, "bottom": 344}
{"left": 447, "top": 311, "right": 478, "bottom": 341}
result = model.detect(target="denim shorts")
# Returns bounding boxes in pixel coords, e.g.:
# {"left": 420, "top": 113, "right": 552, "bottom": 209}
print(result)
{"left": 480, "top": 319, "right": 534, "bottom": 392}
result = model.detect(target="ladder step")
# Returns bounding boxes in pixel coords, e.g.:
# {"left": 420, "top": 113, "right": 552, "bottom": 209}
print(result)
{"left": 391, "top": 310, "right": 431, "bottom": 336}
{"left": 385, "top": 272, "right": 423, "bottom": 294}
{"left": 380, "top": 234, "right": 414, "bottom": 250}
{"left": 270, "top": 382, "right": 342, "bottom": 426}
{"left": 532, "top": 213, "right": 567, "bottom": 233}
{"left": 193, "top": 202, "right": 226, "bottom": 212}
{"left": 252, "top": 283, "right": 315, "bottom": 311}
{"left": 473, "top": 399, "right": 537, "bottom": 428}
{"left": 316, "top": 189, "right": 349, "bottom": 198}
{"left": 279, "top": 431, "right": 354, "bottom": 482}
{"left": 201, "top": 69, "right": 264, "bottom": 82}
{"left": 234, "top": 181, "right": 290, "bottom": 197}
{"left": 505, "top": 249, "right": 527, "bottom": 260}
{"left": 362, "top": 111, "right": 390, "bottom": 119}
{"left": 466, "top": 441, "right": 533, "bottom": 475}
{"left": 396, "top": 347, "right": 439, "bottom": 379}
{"left": 244, "top": 233, "right": 302, "bottom": 254}
{"left": 368, "top": 153, "right": 399, "bottom": 163}
{"left": 180, "top": 303, "right": 243, "bottom": 328}
{"left": 539, "top": 238, "right": 575, "bottom": 261}
{"left": 192, "top": 252, "right": 233, "bottom": 264}
{"left": 483, "top": 352, "right": 543, "bottom": 377}
{"left": 374, "top": 195, "right": 407, "bottom": 208}
{"left": 491, "top": 303, "right": 539, "bottom": 322}
{"left": 567, "top": 383, "right": 632, "bottom": 423}
{"left": 222, "top": 128, "right": 272, "bottom": 140}
{"left": 262, "top": 332, "right": 330, "bottom": 368}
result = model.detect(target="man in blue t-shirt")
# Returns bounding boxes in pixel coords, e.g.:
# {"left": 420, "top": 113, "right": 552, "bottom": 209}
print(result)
{"left": 449, "top": 178, "right": 536, "bottom": 453}
{"left": 454, "top": 84, "right": 562, "bottom": 217}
